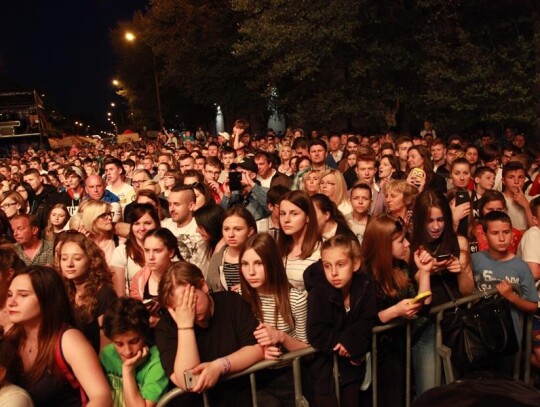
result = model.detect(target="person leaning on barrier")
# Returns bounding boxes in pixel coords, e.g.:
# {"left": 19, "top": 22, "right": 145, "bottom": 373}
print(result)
{"left": 472, "top": 210, "right": 538, "bottom": 376}
{"left": 361, "top": 214, "right": 434, "bottom": 406}
{"left": 154, "top": 261, "right": 264, "bottom": 406}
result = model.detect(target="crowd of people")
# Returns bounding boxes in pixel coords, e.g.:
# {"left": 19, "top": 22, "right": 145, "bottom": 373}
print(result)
{"left": 0, "top": 120, "right": 539, "bottom": 406}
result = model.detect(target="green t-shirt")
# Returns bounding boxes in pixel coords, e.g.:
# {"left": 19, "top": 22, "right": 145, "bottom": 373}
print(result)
{"left": 100, "top": 344, "right": 169, "bottom": 407}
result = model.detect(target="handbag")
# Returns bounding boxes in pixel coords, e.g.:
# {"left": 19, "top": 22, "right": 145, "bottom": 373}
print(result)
{"left": 439, "top": 282, "right": 519, "bottom": 374}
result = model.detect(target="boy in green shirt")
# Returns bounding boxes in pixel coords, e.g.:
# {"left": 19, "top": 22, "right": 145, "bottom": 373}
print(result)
{"left": 100, "top": 298, "right": 168, "bottom": 407}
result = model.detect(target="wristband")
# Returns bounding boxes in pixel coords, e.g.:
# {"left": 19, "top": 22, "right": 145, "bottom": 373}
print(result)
{"left": 178, "top": 327, "right": 194, "bottom": 330}
{"left": 219, "top": 357, "right": 231, "bottom": 375}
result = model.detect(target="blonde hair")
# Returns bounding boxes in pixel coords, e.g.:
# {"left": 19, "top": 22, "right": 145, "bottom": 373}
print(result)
{"left": 81, "top": 200, "right": 111, "bottom": 235}
{"left": 383, "top": 180, "right": 418, "bottom": 209}
{"left": 319, "top": 168, "right": 349, "bottom": 206}
{"left": 141, "top": 180, "right": 161, "bottom": 195}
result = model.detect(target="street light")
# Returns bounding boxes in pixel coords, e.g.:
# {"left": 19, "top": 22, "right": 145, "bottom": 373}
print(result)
{"left": 112, "top": 79, "right": 120, "bottom": 86}
{"left": 124, "top": 31, "right": 163, "bottom": 130}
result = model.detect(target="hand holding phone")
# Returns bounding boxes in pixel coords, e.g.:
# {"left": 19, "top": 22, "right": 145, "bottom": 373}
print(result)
{"left": 409, "top": 290, "right": 432, "bottom": 305}
{"left": 184, "top": 370, "right": 200, "bottom": 391}
{"left": 435, "top": 253, "right": 452, "bottom": 262}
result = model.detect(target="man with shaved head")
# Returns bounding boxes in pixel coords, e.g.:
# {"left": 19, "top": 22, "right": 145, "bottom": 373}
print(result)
{"left": 85, "top": 174, "right": 122, "bottom": 222}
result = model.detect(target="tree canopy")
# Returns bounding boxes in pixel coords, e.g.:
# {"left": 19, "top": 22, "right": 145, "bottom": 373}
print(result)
{"left": 112, "top": 0, "right": 540, "bottom": 136}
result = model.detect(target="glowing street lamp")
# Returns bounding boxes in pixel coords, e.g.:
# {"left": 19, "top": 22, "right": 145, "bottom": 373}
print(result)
{"left": 112, "top": 79, "right": 120, "bottom": 86}
{"left": 124, "top": 31, "right": 163, "bottom": 129}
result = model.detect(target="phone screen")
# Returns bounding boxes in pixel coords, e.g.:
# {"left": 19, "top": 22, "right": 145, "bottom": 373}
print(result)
{"left": 229, "top": 172, "right": 242, "bottom": 191}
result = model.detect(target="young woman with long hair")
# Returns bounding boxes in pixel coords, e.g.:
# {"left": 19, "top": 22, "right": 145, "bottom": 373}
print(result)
{"left": 56, "top": 233, "right": 117, "bottom": 352}
{"left": 278, "top": 190, "right": 321, "bottom": 291}
{"left": 406, "top": 145, "right": 447, "bottom": 194}
{"left": 135, "top": 189, "right": 166, "bottom": 220}
{"left": 130, "top": 228, "right": 182, "bottom": 304}
{"left": 319, "top": 168, "right": 352, "bottom": 216}
{"left": 80, "top": 200, "right": 116, "bottom": 263}
{"left": 311, "top": 193, "right": 356, "bottom": 241}
{"left": 0, "top": 246, "right": 26, "bottom": 330}
{"left": 194, "top": 204, "right": 226, "bottom": 267}
{"left": 409, "top": 190, "right": 474, "bottom": 395}
{"left": 378, "top": 154, "right": 403, "bottom": 187}
{"left": 206, "top": 206, "right": 257, "bottom": 293}
{"left": 43, "top": 204, "right": 70, "bottom": 242}
{"left": 361, "top": 214, "right": 433, "bottom": 406}
{"left": 110, "top": 204, "right": 160, "bottom": 296}
{"left": 162, "top": 170, "right": 181, "bottom": 199}
{"left": 6, "top": 266, "right": 112, "bottom": 406}
{"left": 239, "top": 233, "right": 309, "bottom": 404}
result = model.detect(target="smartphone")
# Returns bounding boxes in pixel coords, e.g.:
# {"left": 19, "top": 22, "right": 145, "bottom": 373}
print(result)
{"left": 436, "top": 253, "right": 452, "bottom": 262}
{"left": 229, "top": 171, "right": 242, "bottom": 191}
{"left": 455, "top": 190, "right": 469, "bottom": 206}
{"left": 410, "top": 290, "right": 432, "bottom": 304}
{"left": 184, "top": 370, "right": 200, "bottom": 391}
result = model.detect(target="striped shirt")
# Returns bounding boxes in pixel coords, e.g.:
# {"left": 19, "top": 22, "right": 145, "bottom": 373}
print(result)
{"left": 284, "top": 248, "right": 321, "bottom": 291}
{"left": 259, "top": 289, "right": 308, "bottom": 343}
{"left": 223, "top": 262, "right": 240, "bottom": 289}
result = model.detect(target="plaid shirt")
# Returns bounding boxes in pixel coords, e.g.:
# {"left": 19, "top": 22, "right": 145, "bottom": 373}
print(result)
{"left": 15, "top": 239, "right": 54, "bottom": 267}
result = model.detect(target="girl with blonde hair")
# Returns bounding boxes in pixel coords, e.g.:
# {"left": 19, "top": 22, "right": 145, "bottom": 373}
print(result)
{"left": 319, "top": 168, "right": 352, "bottom": 216}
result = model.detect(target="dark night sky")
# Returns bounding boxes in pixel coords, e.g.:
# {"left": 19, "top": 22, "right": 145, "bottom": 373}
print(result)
{"left": 0, "top": 0, "right": 147, "bottom": 130}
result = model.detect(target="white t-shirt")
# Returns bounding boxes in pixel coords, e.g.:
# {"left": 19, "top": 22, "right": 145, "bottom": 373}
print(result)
{"left": 107, "top": 182, "right": 136, "bottom": 208}
{"left": 110, "top": 244, "right": 143, "bottom": 295}
{"left": 161, "top": 217, "right": 206, "bottom": 269}
{"left": 257, "top": 170, "right": 276, "bottom": 189}
{"left": 0, "top": 383, "right": 34, "bottom": 407}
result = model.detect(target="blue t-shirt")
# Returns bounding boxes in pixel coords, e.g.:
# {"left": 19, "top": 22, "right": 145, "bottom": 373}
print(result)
{"left": 472, "top": 251, "right": 538, "bottom": 339}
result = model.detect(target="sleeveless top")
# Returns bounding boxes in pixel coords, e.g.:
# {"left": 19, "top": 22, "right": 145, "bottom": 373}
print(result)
{"left": 23, "top": 327, "right": 82, "bottom": 407}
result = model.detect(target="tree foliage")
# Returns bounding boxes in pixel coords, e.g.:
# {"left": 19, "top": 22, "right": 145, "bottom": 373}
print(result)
{"left": 113, "top": 0, "right": 540, "bottom": 135}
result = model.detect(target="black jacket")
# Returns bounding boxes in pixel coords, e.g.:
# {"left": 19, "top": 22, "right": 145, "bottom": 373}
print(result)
{"left": 304, "top": 260, "right": 377, "bottom": 394}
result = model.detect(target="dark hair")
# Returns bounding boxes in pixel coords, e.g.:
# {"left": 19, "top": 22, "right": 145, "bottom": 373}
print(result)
{"left": 311, "top": 193, "right": 353, "bottom": 233}
{"left": 192, "top": 182, "right": 215, "bottom": 207}
{"left": 481, "top": 210, "right": 512, "bottom": 233}
{"left": 473, "top": 166, "right": 496, "bottom": 179}
{"left": 479, "top": 143, "right": 501, "bottom": 164}
{"left": 477, "top": 190, "right": 506, "bottom": 216}
{"left": 102, "top": 297, "right": 150, "bottom": 339}
{"left": 103, "top": 157, "right": 124, "bottom": 175}
{"left": 180, "top": 169, "right": 204, "bottom": 184}
{"left": 530, "top": 195, "right": 540, "bottom": 217}
{"left": 126, "top": 204, "right": 161, "bottom": 267}
{"left": 267, "top": 185, "right": 290, "bottom": 206}
{"left": 170, "top": 184, "right": 196, "bottom": 202}
{"left": 502, "top": 161, "right": 525, "bottom": 178}
{"left": 278, "top": 190, "right": 321, "bottom": 259}
{"left": 410, "top": 190, "right": 460, "bottom": 259}
{"left": 194, "top": 204, "right": 225, "bottom": 259}
{"left": 143, "top": 228, "right": 182, "bottom": 260}
{"left": 308, "top": 138, "right": 328, "bottom": 152}
{"left": 223, "top": 206, "right": 257, "bottom": 233}
{"left": 450, "top": 157, "right": 471, "bottom": 171}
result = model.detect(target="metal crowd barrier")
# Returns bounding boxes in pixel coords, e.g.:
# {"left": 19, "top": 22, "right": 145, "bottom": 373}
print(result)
{"left": 158, "top": 286, "right": 535, "bottom": 407}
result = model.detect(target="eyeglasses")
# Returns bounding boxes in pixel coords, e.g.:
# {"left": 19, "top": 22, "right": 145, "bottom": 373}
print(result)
{"left": 0, "top": 202, "right": 17, "bottom": 210}
{"left": 98, "top": 212, "right": 113, "bottom": 219}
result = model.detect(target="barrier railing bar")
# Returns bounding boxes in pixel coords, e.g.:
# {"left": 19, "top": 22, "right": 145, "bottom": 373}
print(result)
{"left": 250, "top": 374, "right": 258, "bottom": 407}
{"left": 371, "top": 330, "right": 378, "bottom": 407}
{"left": 333, "top": 353, "right": 341, "bottom": 406}
{"left": 158, "top": 285, "right": 535, "bottom": 407}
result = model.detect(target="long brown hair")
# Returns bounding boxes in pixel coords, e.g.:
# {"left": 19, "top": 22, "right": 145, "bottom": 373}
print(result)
{"left": 277, "top": 190, "right": 321, "bottom": 259}
{"left": 361, "top": 214, "right": 410, "bottom": 298}
{"left": 125, "top": 204, "right": 160, "bottom": 267}
{"left": 6, "top": 266, "right": 74, "bottom": 385}
{"left": 239, "top": 233, "right": 294, "bottom": 327}
{"left": 43, "top": 204, "right": 70, "bottom": 242}
{"left": 55, "top": 234, "right": 112, "bottom": 325}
